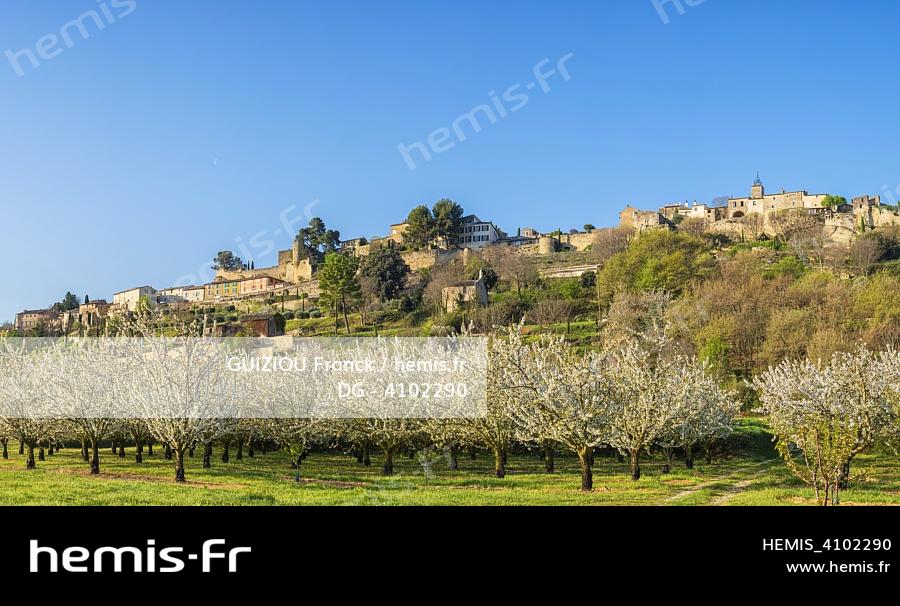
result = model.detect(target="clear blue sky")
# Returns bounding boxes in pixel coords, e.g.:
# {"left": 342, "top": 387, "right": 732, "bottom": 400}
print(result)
{"left": 3, "top": 0, "right": 900, "bottom": 322}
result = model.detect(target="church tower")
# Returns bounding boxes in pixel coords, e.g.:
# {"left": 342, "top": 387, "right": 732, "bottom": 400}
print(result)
{"left": 751, "top": 173, "right": 765, "bottom": 199}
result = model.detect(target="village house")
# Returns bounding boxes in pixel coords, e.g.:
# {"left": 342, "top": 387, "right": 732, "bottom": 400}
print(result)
{"left": 659, "top": 204, "right": 687, "bottom": 221}
{"left": 239, "top": 275, "right": 290, "bottom": 296}
{"left": 158, "top": 285, "right": 205, "bottom": 304}
{"left": 204, "top": 275, "right": 290, "bottom": 301}
{"left": 15, "top": 308, "right": 55, "bottom": 333}
{"left": 113, "top": 286, "right": 158, "bottom": 311}
{"left": 205, "top": 279, "right": 240, "bottom": 300}
{"left": 389, "top": 222, "right": 409, "bottom": 244}
{"left": 451, "top": 214, "right": 504, "bottom": 249}
{"left": 659, "top": 202, "right": 726, "bottom": 224}
{"left": 340, "top": 237, "right": 368, "bottom": 256}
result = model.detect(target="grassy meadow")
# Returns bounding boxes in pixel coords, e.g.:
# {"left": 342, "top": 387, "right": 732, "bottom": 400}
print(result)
{"left": 1, "top": 420, "right": 897, "bottom": 506}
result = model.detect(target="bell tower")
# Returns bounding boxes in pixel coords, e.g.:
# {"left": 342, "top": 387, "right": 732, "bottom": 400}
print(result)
{"left": 751, "top": 173, "right": 765, "bottom": 199}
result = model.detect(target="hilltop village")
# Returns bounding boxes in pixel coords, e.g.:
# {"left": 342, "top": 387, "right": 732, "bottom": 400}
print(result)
{"left": 9, "top": 176, "right": 900, "bottom": 338}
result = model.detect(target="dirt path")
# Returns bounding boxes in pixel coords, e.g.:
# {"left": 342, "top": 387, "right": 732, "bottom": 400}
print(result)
{"left": 664, "top": 458, "right": 778, "bottom": 505}
{"left": 57, "top": 467, "right": 249, "bottom": 489}
{"left": 710, "top": 464, "right": 776, "bottom": 506}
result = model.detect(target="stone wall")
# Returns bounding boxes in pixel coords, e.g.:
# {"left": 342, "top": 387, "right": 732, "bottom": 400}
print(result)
{"left": 562, "top": 232, "right": 596, "bottom": 252}
{"left": 400, "top": 248, "right": 464, "bottom": 271}
{"left": 216, "top": 253, "right": 313, "bottom": 284}
{"left": 871, "top": 206, "right": 900, "bottom": 228}
{"left": 824, "top": 214, "right": 859, "bottom": 245}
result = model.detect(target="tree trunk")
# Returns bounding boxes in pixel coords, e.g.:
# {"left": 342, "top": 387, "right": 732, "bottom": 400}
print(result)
{"left": 494, "top": 449, "right": 506, "bottom": 478}
{"left": 221, "top": 442, "right": 230, "bottom": 464}
{"left": 236, "top": 439, "right": 244, "bottom": 461}
{"left": 684, "top": 445, "right": 694, "bottom": 470}
{"left": 630, "top": 449, "right": 641, "bottom": 481}
{"left": 26, "top": 443, "right": 35, "bottom": 469}
{"left": 839, "top": 461, "right": 851, "bottom": 490}
{"left": 579, "top": 451, "right": 593, "bottom": 491}
{"left": 38, "top": 447, "right": 45, "bottom": 461}
{"left": 90, "top": 440, "right": 100, "bottom": 475}
{"left": 111, "top": 442, "right": 117, "bottom": 455}
{"left": 19, "top": 441, "right": 24, "bottom": 455}
{"left": 363, "top": 446, "right": 371, "bottom": 467}
{"left": 118, "top": 440, "right": 126, "bottom": 458}
{"left": 203, "top": 443, "right": 212, "bottom": 468}
{"left": 175, "top": 447, "right": 186, "bottom": 483}
{"left": 164, "top": 443, "right": 172, "bottom": 460}
{"left": 382, "top": 448, "right": 394, "bottom": 476}
{"left": 342, "top": 298, "right": 351, "bottom": 335}
{"left": 135, "top": 439, "right": 143, "bottom": 464}
{"left": 544, "top": 445, "right": 555, "bottom": 474}
{"left": 1, "top": 439, "right": 7, "bottom": 460}
{"left": 147, "top": 441, "right": 153, "bottom": 456}
{"left": 48, "top": 442, "right": 54, "bottom": 456}
{"left": 468, "top": 445, "right": 477, "bottom": 460}
{"left": 81, "top": 440, "right": 89, "bottom": 461}
{"left": 247, "top": 442, "right": 255, "bottom": 458}
{"left": 449, "top": 444, "right": 459, "bottom": 471}
{"left": 294, "top": 454, "right": 303, "bottom": 476}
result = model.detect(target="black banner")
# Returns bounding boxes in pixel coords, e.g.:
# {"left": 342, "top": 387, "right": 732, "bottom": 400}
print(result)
{"left": 4, "top": 506, "right": 896, "bottom": 589}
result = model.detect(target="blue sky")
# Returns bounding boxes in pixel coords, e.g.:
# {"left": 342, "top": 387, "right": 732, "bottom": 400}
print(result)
{"left": 2, "top": 0, "right": 900, "bottom": 321}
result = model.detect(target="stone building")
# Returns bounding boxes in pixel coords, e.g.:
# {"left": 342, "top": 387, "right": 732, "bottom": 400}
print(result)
{"left": 660, "top": 202, "right": 726, "bottom": 223}
{"left": 451, "top": 214, "right": 504, "bottom": 249}
{"left": 78, "top": 300, "right": 109, "bottom": 329}
{"left": 204, "top": 275, "right": 289, "bottom": 301}
{"left": 216, "top": 237, "right": 314, "bottom": 285}
{"left": 113, "top": 286, "right": 157, "bottom": 311}
{"left": 853, "top": 195, "right": 899, "bottom": 229}
{"left": 340, "top": 237, "right": 368, "bottom": 256}
{"left": 158, "top": 285, "right": 205, "bottom": 304}
{"left": 726, "top": 175, "right": 826, "bottom": 219}
{"left": 619, "top": 206, "right": 670, "bottom": 232}
{"left": 442, "top": 271, "right": 489, "bottom": 312}
{"left": 241, "top": 313, "right": 283, "bottom": 337}
{"left": 389, "top": 222, "right": 409, "bottom": 244}
{"left": 15, "top": 308, "right": 54, "bottom": 333}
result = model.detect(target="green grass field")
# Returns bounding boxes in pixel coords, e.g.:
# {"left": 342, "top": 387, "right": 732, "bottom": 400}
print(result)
{"left": 1, "top": 420, "right": 897, "bottom": 505}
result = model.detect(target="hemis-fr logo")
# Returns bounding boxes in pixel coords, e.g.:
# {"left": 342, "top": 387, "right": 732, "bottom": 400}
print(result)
{"left": 30, "top": 539, "right": 251, "bottom": 573}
